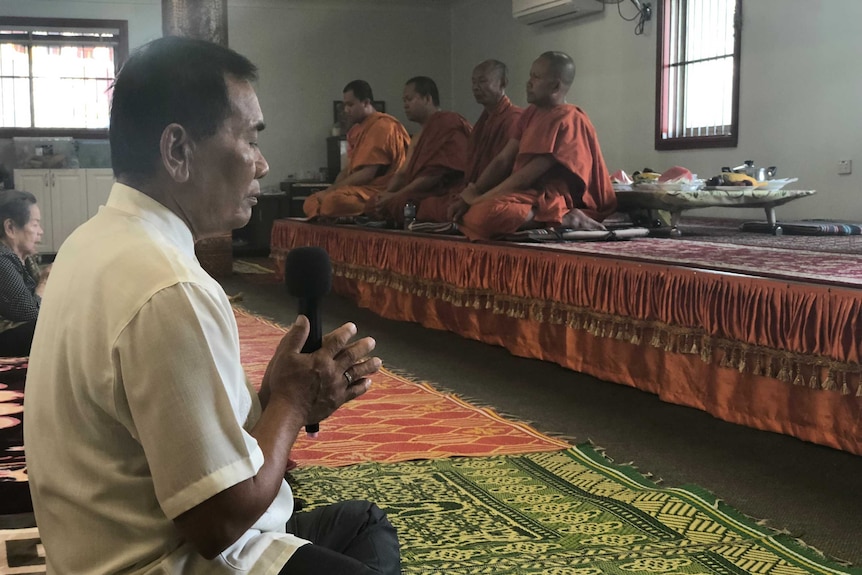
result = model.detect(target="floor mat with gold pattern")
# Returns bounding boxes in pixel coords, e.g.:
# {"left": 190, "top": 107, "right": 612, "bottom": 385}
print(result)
{"left": 291, "top": 446, "right": 860, "bottom": 575}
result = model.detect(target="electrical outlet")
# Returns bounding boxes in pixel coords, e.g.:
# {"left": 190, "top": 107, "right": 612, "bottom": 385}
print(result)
{"left": 838, "top": 160, "right": 852, "bottom": 175}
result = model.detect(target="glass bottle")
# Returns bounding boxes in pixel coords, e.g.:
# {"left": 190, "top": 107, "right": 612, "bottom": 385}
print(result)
{"left": 403, "top": 200, "right": 416, "bottom": 230}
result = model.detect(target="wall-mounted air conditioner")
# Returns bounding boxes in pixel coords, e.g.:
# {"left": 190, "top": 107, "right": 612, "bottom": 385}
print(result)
{"left": 512, "top": 0, "right": 602, "bottom": 26}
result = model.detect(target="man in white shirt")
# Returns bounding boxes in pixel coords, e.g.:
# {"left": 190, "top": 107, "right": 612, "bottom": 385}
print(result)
{"left": 24, "top": 36, "right": 400, "bottom": 574}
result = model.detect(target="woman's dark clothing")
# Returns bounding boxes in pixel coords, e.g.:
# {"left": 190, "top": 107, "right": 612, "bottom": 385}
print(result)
{"left": 279, "top": 500, "right": 401, "bottom": 575}
{"left": 0, "top": 319, "right": 37, "bottom": 357}
{"left": 0, "top": 244, "right": 41, "bottom": 356}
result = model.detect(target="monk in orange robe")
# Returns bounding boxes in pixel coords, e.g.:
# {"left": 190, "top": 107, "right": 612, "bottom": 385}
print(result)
{"left": 369, "top": 76, "right": 471, "bottom": 226}
{"left": 303, "top": 79, "right": 409, "bottom": 218}
{"left": 456, "top": 51, "right": 617, "bottom": 241}
{"left": 418, "top": 59, "right": 523, "bottom": 223}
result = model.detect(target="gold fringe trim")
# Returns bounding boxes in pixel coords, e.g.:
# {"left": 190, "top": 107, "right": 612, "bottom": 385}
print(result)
{"left": 822, "top": 371, "right": 836, "bottom": 392}
{"left": 334, "top": 262, "right": 862, "bottom": 396}
{"left": 792, "top": 366, "right": 804, "bottom": 387}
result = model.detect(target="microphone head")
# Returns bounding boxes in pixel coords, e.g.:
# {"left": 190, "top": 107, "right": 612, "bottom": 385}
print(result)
{"left": 284, "top": 246, "right": 332, "bottom": 297}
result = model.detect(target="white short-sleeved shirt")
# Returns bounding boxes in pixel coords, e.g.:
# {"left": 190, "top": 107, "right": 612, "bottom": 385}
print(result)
{"left": 24, "top": 183, "right": 308, "bottom": 574}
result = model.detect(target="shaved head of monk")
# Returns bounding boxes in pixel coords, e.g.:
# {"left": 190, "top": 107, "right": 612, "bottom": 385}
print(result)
{"left": 527, "top": 51, "right": 575, "bottom": 107}
{"left": 471, "top": 59, "right": 508, "bottom": 109}
{"left": 539, "top": 51, "right": 576, "bottom": 87}
{"left": 403, "top": 76, "right": 440, "bottom": 124}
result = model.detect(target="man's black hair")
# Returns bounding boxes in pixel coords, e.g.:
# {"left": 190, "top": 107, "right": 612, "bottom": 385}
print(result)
{"left": 343, "top": 79, "right": 374, "bottom": 102}
{"left": 109, "top": 36, "right": 258, "bottom": 180}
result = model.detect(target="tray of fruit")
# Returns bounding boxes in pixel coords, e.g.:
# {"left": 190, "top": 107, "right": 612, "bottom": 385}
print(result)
{"left": 615, "top": 168, "right": 815, "bottom": 211}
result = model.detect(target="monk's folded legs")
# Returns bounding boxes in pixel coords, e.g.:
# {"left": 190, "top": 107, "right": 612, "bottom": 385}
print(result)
{"left": 302, "top": 191, "right": 324, "bottom": 218}
{"left": 304, "top": 187, "right": 376, "bottom": 219}
{"left": 416, "top": 192, "right": 458, "bottom": 223}
{"left": 460, "top": 190, "right": 569, "bottom": 240}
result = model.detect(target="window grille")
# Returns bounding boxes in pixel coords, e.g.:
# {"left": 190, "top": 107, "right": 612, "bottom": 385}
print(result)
{"left": 0, "top": 17, "right": 128, "bottom": 138}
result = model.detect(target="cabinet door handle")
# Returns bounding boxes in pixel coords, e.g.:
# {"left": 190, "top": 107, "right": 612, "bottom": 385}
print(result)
{"left": 43, "top": 173, "right": 49, "bottom": 187}
{"left": 51, "top": 172, "right": 55, "bottom": 187}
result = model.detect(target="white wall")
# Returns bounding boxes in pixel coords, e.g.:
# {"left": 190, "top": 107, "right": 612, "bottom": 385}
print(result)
{"left": 450, "top": 0, "right": 862, "bottom": 221}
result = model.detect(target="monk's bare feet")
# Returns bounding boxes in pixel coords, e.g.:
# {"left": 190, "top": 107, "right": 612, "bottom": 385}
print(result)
{"left": 560, "top": 208, "right": 606, "bottom": 231}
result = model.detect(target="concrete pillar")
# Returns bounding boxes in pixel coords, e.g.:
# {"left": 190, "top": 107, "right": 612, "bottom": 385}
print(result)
{"left": 162, "top": 0, "right": 228, "bottom": 46}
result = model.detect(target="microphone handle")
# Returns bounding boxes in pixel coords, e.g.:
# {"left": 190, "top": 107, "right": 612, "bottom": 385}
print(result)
{"left": 298, "top": 297, "right": 322, "bottom": 353}
{"left": 297, "top": 297, "right": 322, "bottom": 436}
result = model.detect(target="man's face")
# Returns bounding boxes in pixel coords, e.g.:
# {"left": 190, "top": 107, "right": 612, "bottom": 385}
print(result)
{"left": 471, "top": 66, "right": 504, "bottom": 108}
{"left": 184, "top": 77, "right": 269, "bottom": 238}
{"left": 526, "top": 58, "right": 557, "bottom": 106}
{"left": 402, "top": 83, "right": 430, "bottom": 123}
{"left": 342, "top": 89, "right": 368, "bottom": 127}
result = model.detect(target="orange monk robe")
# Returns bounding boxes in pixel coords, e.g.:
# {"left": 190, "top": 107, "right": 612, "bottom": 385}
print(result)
{"left": 460, "top": 104, "right": 617, "bottom": 241}
{"left": 377, "top": 110, "right": 471, "bottom": 224}
{"left": 303, "top": 112, "right": 410, "bottom": 218}
{"left": 417, "top": 96, "right": 523, "bottom": 223}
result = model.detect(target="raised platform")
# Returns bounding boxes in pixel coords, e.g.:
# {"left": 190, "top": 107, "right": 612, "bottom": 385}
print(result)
{"left": 271, "top": 218, "right": 862, "bottom": 455}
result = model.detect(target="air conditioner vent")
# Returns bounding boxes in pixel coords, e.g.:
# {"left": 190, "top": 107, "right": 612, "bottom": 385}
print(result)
{"left": 512, "top": 0, "right": 602, "bottom": 25}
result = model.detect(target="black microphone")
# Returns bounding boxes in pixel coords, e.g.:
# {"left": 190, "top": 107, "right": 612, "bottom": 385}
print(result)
{"left": 284, "top": 246, "right": 332, "bottom": 438}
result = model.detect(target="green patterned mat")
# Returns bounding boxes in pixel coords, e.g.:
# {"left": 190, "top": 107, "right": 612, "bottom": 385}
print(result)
{"left": 291, "top": 445, "right": 859, "bottom": 575}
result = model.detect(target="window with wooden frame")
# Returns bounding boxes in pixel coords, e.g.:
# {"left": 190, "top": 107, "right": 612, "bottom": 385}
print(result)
{"left": 0, "top": 16, "right": 128, "bottom": 139}
{"left": 655, "top": 0, "right": 742, "bottom": 150}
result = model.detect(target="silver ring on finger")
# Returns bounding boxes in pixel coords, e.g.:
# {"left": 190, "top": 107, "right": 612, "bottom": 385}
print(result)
{"left": 343, "top": 370, "right": 354, "bottom": 386}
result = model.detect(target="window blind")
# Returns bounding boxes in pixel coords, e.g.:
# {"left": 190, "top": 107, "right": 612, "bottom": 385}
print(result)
{"left": 660, "top": 0, "right": 739, "bottom": 141}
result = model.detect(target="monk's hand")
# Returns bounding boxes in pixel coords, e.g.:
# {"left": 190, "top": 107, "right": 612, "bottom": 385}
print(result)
{"left": 376, "top": 191, "right": 400, "bottom": 213}
{"left": 448, "top": 198, "right": 469, "bottom": 223}
{"left": 560, "top": 208, "right": 607, "bottom": 231}
{"left": 460, "top": 183, "right": 482, "bottom": 206}
{"left": 367, "top": 192, "right": 390, "bottom": 219}
{"left": 263, "top": 316, "right": 379, "bottom": 425}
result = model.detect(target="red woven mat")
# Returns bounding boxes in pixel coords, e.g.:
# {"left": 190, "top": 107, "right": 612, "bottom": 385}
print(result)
{"left": 234, "top": 308, "right": 568, "bottom": 467}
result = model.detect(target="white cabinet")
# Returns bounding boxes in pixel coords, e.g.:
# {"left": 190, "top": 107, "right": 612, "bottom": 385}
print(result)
{"left": 51, "top": 170, "right": 89, "bottom": 252}
{"left": 14, "top": 168, "right": 114, "bottom": 254}
{"left": 85, "top": 169, "right": 115, "bottom": 219}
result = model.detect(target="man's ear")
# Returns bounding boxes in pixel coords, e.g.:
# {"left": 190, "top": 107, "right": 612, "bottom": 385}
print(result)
{"left": 553, "top": 78, "right": 564, "bottom": 97}
{"left": 160, "top": 123, "right": 193, "bottom": 183}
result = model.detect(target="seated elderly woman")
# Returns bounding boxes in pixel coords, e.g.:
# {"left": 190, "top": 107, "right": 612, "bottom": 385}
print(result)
{"left": 0, "top": 190, "right": 49, "bottom": 357}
